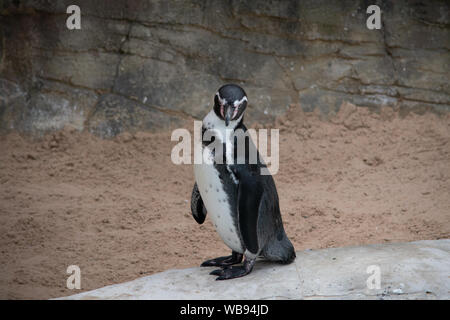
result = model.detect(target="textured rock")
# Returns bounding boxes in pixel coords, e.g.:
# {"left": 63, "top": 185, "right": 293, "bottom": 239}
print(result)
{"left": 58, "top": 240, "right": 450, "bottom": 300}
{"left": 87, "top": 93, "right": 181, "bottom": 137}
{"left": 1, "top": 0, "right": 449, "bottom": 137}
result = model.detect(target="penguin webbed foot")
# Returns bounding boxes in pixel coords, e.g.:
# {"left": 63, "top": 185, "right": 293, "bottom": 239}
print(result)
{"left": 201, "top": 251, "right": 243, "bottom": 267}
{"left": 210, "top": 258, "right": 255, "bottom": 280}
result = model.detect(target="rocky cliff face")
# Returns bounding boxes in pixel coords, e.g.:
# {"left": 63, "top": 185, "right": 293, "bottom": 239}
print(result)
{"left": 1, "top": 0, "right": 449, "bottom": 137}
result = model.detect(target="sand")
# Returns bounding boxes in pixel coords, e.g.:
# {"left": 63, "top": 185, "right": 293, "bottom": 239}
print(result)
{"left": 0, "top": 103, "right": 449, "bottom": 299}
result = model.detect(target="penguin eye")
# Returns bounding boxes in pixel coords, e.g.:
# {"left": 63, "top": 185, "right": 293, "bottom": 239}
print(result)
{"left": 232, "top": 104, "right": 240, "bottom": 119}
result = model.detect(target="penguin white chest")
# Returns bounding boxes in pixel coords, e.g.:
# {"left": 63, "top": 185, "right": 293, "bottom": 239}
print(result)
{"left": 194, "top": 149, "right": 243, "bottom": 253}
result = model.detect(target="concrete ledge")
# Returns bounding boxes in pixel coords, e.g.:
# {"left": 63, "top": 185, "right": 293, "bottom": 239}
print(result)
{"left": 59, "top": 240, "right": 449, "bottom": 300}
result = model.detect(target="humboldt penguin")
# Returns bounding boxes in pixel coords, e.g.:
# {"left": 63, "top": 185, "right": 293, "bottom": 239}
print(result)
{"left": 191, "top": 84, "right": 295, "bottom": 280}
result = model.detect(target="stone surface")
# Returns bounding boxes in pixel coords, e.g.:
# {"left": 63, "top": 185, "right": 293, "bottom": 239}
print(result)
{"left": 1, "top": 0, "right": 449, "bottom": 137}
{"left": 59, "top": 240, "right": 450, "bottom": 300}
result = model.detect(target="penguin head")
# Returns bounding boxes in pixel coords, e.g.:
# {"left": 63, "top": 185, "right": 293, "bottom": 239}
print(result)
{"left": 213, "top": 84, "right": 248, "bottom": 126}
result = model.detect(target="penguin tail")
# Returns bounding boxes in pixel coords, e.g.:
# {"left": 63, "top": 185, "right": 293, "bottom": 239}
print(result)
{"left": 262, "top": 230, "right": 296, "bottom": 264}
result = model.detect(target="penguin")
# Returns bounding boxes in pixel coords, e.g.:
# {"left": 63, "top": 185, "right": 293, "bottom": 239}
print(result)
{"left": 191, "top": 84, "right": 296, "bottom": 280}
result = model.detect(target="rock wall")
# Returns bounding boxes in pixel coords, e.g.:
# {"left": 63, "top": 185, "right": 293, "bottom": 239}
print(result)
{"left": 1, "top": 0, "right": 449, "bottom": 137}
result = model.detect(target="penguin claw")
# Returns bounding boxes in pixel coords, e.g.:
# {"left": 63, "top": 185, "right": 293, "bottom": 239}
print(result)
{"left": 212, "top": 258, "right": 255, "bottom": 280}
{"left": 214, "top": 266, "right": 249, "bottom": 280}
{"left": 201, "top": 252, "right": 243, "bottom": 267}
{"left": 201, "top": 257, "right": 229, "bottom": 267}
{"left": 209, "top": 268, "right": 227, "bottom": 276}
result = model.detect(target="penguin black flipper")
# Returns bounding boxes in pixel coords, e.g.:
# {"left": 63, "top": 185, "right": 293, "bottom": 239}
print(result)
{"left": 234, "top": 165, "right": 263, "bottom": 256}
{"left": 191, "top": 183, "right": 207, "bottom": 224}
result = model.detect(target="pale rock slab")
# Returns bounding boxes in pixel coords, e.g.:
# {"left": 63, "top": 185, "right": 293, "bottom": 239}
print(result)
{"left": 59, "top": 240, "right": 449, "bottom": 300}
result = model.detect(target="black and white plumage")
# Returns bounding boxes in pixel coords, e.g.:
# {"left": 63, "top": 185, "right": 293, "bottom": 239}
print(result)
{"left": 191, "top": 84, "right": 295, "bottom": 280}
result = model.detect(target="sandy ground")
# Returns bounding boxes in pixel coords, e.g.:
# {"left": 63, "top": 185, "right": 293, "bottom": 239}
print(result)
{"left": 0, "top": 103, "right": 449, "bottom": 299}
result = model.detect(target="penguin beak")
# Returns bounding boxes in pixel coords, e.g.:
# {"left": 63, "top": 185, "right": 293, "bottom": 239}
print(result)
{"left": 224, "top": 105, "right": 233, "bottom": 126}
